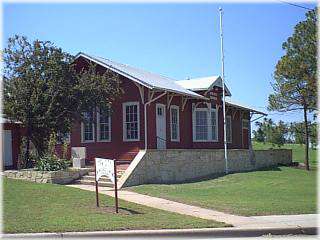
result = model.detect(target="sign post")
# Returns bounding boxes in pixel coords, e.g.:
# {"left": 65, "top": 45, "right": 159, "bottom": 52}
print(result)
{"left": 95, "top": 158, "right": 119, "bottom": 213}
{"left": 94, "top": 159, "right": 99, "bottom": 207}
{"left": 113, "top": 160, "right": 119, "bottom": 213}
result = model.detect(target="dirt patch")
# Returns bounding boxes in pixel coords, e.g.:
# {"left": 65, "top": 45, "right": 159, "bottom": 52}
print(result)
{"left": 289, "top": 162, "right": 307, "bottom": 170}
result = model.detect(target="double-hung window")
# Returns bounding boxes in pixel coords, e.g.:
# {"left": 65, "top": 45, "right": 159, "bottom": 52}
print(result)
{"left": 226, "top": 115, "right": 232, "bottom": 143}
{"left": 195, "top": 110, "right": 208, "bottom": 141}
{"left": 123, "top": 102, "right": 140, "bottom": 141}
{"left": 97, "top": 106, "right": 111, "bottom": 142}
{"left": 193, "top": 106, "right": 218, "bottom": 142}
{"left": 81, "top": 111, "right": 94, "bottom": 143}
{"left": 170, "top": 106, "right": 180, "bottom": 141}
{"left": 211, "top": 109, "right": 218, "bottom": 141}
{"left": 242, "top": 119, "right": 249, "bottom": 130}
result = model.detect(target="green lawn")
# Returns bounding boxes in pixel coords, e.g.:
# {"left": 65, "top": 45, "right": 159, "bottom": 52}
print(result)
{"left": 3, "top": 178, "right": 228, "bottom": 233}
{"left": 253, "top": 141, "right": 317, "bottom": 167}
{"left": 130, "top": 166, "right": 316, "bottom": 216}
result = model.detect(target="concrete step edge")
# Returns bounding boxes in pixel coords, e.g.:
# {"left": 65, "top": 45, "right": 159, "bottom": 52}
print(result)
{"left": 81, "top": 176, "right": 122, "bottom": 181}
{"left": 74, "top": 180, "right": 113, "bottom": 186}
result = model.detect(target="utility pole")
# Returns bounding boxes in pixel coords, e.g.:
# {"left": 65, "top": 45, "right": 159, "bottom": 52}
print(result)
{"left": 219, "top": 7, "right": 228, "bottom": 174}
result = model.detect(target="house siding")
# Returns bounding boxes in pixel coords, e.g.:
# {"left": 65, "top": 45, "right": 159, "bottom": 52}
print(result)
{"left": 69, "top": 57, "right": 251, "bottom": 163}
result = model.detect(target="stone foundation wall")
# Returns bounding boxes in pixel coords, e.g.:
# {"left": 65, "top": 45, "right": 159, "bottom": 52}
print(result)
{"left": 120, "top": 149, "right": 292, "bottom": 188}
{"left": 3, "top": 168, "right": 90, "bottom": 184}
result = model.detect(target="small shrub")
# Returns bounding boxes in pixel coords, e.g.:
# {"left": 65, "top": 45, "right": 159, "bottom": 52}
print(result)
{"left": 35, "top": 154, "right": 70, "bottom": 171}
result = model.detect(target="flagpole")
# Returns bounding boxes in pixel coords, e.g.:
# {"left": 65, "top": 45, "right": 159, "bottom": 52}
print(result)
{"left": 219, "top": 7, "right": 228, "bottom": 174}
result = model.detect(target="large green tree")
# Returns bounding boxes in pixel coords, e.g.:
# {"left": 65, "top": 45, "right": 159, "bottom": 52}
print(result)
{"left": 253, "top": 118, "right": 288, "bottom": 147}
{"left": 3, "top": 35, "right": 122, "bottom": 167}
{"left": 268, "top": 8, "right": 317, "bottom": 171}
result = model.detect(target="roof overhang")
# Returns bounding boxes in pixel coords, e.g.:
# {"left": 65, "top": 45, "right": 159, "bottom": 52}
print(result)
{"left": 74, "top": 52, "right": 207, "bottom": 100}
{"left": 226, "top": 100, "right": 267, "bottom": 116}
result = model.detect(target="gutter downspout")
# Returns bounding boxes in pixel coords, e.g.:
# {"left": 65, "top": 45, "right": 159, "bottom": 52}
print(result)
{"left": 144, "top": 91, "right": 167, "bottom": 150}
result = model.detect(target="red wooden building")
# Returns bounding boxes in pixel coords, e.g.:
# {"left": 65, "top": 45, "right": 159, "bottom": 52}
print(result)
{"left": 2, "top": 116, "right": 23, "bottom": 170}
{"left": 70, "top": 53, "right": 265, "bottom": 168}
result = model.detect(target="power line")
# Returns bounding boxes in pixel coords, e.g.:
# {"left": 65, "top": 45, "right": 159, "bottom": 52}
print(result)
{"left": 277, "top": 0, "right": 313, "bottom": 11}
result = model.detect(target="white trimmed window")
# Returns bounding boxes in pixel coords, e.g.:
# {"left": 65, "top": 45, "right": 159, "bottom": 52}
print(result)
{"left": 170, "top": 105, "right": 180, "bottom": 141}
{"left": 192, "top": 106, "right": 218, "bottom": 142}
{"left": 226, "top": 115, "right": 232, "bottom": 143}
{"left": 242, "top": 119, "right": 249, "bottom": 130}
{"left": 123, "top": 102, "right": 140, "bottom": 141}
{"left": 211, "top": 109, "right": 218, "bottom": 141}
{"left": 195, "top": 110, "right": 208, "bottom": 141}
{"left": 57, "top": 132, "right": 70, "bottom": 144}
{"left": 81, "top": 111, "right": 95, "bottom": 143}
{"left": 97, "top": 106, "right": 111, "bottom": 142}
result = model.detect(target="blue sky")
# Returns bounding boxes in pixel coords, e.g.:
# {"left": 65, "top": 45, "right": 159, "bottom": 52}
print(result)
{"left": 3, "top": 2, "right": 316, "bottom": 128}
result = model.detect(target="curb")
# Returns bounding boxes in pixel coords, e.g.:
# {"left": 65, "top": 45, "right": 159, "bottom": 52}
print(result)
{"left": 2, "top": 226, "right": 317, "bottom": 238}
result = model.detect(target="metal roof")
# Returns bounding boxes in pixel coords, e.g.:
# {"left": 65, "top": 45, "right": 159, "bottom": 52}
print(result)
{"left": 175, "top": 76, "right": 232, "bottom": 96}
{"left": 74, "top": 52, "right": 206, "bottom": 100}
{"left": 225, "top": 97, "right": 267, "bottom": 115}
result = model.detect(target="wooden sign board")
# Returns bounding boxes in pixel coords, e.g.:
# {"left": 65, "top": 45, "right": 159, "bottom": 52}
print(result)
{"left": 94, "top": 158, "right": 119, "bottom": 213}
{"left": 96, "top": 158, "right": 115, "bottom": 183}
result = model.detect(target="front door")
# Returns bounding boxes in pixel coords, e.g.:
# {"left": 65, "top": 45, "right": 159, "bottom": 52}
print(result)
{"left": 156, "top": 104, "right": 166, "bottom": 149}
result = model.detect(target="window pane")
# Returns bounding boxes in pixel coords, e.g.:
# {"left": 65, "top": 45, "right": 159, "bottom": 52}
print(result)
{"left": 226, "top": 116, "right": 232, "bottom": 142}
{"left": 242, "top": 119, "right": 249, "bottom": 129}
{"left": 83, "top": 111, "right": 94, "bottom": 141}
{"left": 99, "top": 106, "right": 111, "bottom": 141}
{"left": 195, "top": 110, "right": 208, "bottom": 140}
{"left": 124, "top": 103, "right": 139, "bottom": 140}
{"left": 171, "top": 108, "right": 179, "bottom": 141}
{"left": 211, "top": 110, "right": 217, "bottom": 140}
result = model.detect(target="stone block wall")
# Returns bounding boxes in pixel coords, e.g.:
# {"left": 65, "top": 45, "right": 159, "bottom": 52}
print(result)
{"left": 3, "top": 168, "right": 90, "bottom": 184}
{"left": 119, "top": 149, "right": 292, "bottom": 188}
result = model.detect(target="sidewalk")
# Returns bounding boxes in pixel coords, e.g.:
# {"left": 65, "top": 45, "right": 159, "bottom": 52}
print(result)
{"left": 66, "top": 184, "right": 318, "bottom": 229}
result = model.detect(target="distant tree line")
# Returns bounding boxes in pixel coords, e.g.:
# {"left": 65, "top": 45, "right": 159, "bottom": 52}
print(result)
{"left": 253, "top": 118, "right": 317, "bottom": 148}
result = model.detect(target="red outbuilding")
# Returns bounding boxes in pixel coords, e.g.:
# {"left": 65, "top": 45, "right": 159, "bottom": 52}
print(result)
{"left": 2, "top": 116, "right": 23, "bottom": 170}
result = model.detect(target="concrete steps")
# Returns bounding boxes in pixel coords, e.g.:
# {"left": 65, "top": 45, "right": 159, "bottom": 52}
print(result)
{"left": 73, "top": 179, "right": 113, "bottom": 187}
{"left": 73, "top": 163, "right": 128, "bottom": 187}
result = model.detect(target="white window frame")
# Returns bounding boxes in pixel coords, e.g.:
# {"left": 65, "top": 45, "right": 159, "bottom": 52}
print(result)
{"left": 192, "top": 105, "right": 218, "bottom": 142}
{"left": 97, "top": 105, "right": 111, "bottom": 142}
{"left": 211, "top": 108, "right": 218, "bottom": 142}
{"left": 242, "top": 119, "right": 249, "bottom": 130}
{"left": 123, "top": 101, "right": 140, "bottom": 142}
{"left": 57, "top": 132, "right": 70, "bottom": 144}
{"left": 170, "top": 105, "right": 180, "bottom": 142}
{"left": 226, "top": 115, "right": 232, "bottom": 143}
{"left": 81, "top": 111, "right": 95, "bottom": 143}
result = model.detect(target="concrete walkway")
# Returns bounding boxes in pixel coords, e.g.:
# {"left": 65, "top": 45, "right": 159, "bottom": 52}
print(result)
{"left": 67, "top": 184, "right": 318, "bottom": 229}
